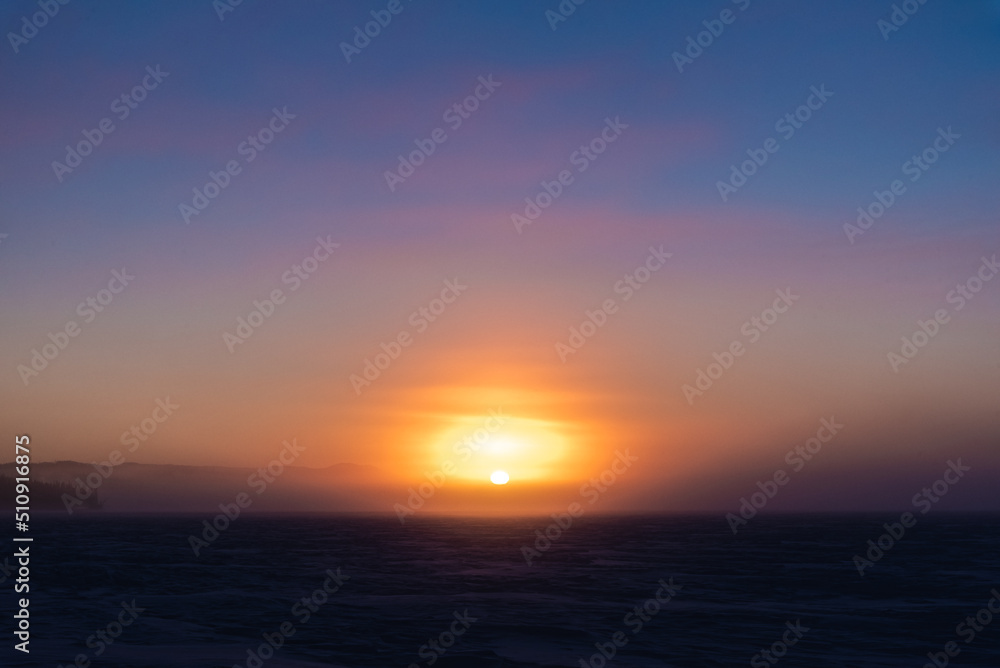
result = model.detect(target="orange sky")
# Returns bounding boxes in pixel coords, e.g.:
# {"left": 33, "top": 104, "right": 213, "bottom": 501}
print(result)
{"left": 2, "top": 0, "right": 999, "bottom": 514}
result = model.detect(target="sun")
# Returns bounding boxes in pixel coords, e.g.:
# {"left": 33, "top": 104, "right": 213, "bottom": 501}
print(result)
{"left": 490, "top": 470, "right": 509, "bottom": 485}
{"left": 426, "top": 414, "right": 575, "bottom": 485}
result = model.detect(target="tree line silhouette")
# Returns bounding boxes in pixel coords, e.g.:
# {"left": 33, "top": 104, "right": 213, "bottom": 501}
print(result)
{"left": 0, "top": 475, "right": 101, "bottom": 511}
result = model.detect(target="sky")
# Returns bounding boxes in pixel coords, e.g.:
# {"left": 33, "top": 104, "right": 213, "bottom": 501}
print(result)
{"left": 1, "top": 0, "right": 998, "bottom": 513}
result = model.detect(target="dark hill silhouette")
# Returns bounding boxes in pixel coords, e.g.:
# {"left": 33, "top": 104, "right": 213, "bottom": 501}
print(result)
{"left": 0, "top": 474, "right": 101, "bottom": 511}
{"left": 0, "top": 461, "right": 392, "bottom": 513}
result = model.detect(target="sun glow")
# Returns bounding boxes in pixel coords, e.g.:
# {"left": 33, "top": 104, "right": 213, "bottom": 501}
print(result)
{"left": 427, "top": 414, "right": 576, "bottom": 484}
